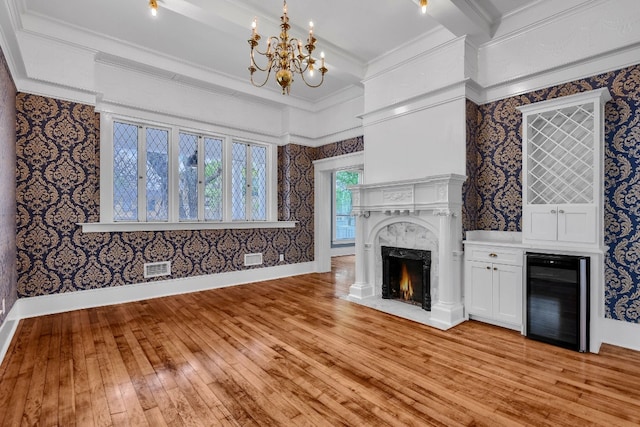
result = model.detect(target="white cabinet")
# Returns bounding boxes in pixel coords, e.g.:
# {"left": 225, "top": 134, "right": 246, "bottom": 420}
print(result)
{"left": 518, "top": 88, "right": 610, "bottom": 249}
{"left": 524, "top": 204, "right": 597, "bottom": 244}
{"left": 464, "top": 243, "right": 523, "bottom": 331}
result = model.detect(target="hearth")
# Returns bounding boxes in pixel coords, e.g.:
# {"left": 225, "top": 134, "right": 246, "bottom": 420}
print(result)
{"left": 382, "top": 246, "right": 431, "bottom": 310}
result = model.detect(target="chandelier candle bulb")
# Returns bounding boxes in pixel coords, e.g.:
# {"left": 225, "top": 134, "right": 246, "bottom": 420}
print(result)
{"left": 149, "top": 0, "right": 158, "bottom": 17}
{"left": 420, "top": 0, "right": 428, "bottom": 14}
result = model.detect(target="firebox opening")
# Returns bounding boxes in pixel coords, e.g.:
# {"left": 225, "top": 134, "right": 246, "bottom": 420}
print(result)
{"left": 382, "top": 246, "right": 431, "bottom": 311}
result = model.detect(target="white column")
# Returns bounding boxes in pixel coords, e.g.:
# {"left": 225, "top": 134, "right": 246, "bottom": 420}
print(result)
{"left": 430, "top": 208, "right": 465, "bottom": 329}
{"left": 348, "top": 212, "right": 374, "bottom": 299}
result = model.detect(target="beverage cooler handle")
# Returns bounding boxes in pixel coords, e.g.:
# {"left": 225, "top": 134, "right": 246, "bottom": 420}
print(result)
{"left": 579, "top": 257, "right": 589, "bottom": 352}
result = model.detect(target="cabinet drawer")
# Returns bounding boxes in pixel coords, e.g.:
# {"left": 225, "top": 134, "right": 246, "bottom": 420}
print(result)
{"left": 465, "top": 246, "right": 523, "bottom": 266}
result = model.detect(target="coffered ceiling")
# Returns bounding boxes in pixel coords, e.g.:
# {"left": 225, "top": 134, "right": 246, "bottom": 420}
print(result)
{"left": 3, "top": 0, "right": 592, "bottom": 107}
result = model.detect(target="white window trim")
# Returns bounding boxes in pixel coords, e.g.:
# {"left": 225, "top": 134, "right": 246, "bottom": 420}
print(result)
{"left": 80, "top": 112, "right": 295, "bottom": 233}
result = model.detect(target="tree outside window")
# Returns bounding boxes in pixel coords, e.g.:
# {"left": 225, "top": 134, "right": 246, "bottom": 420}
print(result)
{"left": 334, "top": 170, "right": 360, "bottom": 243}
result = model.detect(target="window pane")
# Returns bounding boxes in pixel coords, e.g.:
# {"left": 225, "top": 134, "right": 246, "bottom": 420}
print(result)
{"left": 251, "top": 145, "right": 267, "bottom": 220}
{"left": 179, "top": 132, "right": 198, "bottom": 221}
{"left": 113, "top": 121, "right": 138, "bottom": 221}
{"left": 334, "top": 171, "right": 359, "bottom": 241}
{"left": 146, "top": 127, "right": 169, "bottom": 221}
{"left": 204, "top": 137, "right": 223, "bottom": 220}
{"left": 232, "top": 142, "right": 247, "bottom": 220}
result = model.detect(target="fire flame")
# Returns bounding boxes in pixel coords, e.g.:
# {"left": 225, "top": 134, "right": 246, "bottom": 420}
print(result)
{"left": 399, "top": 262, "right": 414, "bottom": 301}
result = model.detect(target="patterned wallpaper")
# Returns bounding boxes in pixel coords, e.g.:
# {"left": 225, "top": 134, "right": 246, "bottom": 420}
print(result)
{"left": 0, "top": 47, "right": 16, "bottom": 323}
{"left": 16, "top": 92, "right": 363, "bottom": 298}
{"left": 315, "top": 136, "right": 364, "bottom": 160}
{"left": 466, "top": 64, "right": 640, "bottom": 323}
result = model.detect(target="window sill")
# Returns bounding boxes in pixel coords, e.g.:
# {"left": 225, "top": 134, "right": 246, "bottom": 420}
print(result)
{"left": 79, "top": 221, "right": 297, "bottom": 233}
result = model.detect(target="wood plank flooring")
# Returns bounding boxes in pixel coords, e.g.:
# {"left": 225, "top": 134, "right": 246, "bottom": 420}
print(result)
{"left": 2, "top": 256, "right": 640, "bottom": 426}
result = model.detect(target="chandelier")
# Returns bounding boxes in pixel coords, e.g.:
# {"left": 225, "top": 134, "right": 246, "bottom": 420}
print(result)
{"left": 248, "top": 1, "right": 327, "bottom": 95}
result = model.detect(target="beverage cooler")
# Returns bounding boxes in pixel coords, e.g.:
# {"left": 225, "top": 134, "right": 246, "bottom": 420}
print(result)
{"left": 525, "top": 253, "right": 590, "bottom": 352}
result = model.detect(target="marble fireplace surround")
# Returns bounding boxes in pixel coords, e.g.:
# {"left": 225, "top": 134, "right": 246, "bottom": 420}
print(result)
{"left": 347, "top": 174, "right": 466, "bottom": 330}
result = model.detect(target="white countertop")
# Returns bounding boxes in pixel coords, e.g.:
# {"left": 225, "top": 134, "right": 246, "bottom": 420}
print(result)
{"left": 464, "top": 231, "right": 523, "bottom": 245}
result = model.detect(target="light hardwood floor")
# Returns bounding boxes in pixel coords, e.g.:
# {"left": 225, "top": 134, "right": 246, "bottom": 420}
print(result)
{"left": 1, "top": 256, "right": 640, "bottom": 426}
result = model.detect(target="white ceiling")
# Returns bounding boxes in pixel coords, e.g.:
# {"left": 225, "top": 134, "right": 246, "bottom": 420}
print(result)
{"left": 16, "top": 0, "right": 537, "bottom": 106}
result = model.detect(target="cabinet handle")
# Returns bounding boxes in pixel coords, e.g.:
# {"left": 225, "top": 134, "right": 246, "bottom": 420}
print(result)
{"left": 486, "top": 266, "right": 491, "bottom": 270}
{"left": 550, "top": 209, "right": 557, "bottom": 214}
{"left": 493, "top": 267, "right": 498, "bottom": 271}
{"left": 559, "top": 209, "right": 565, "bottom": 214}
{"left": 489, "top": 253, "right": 498, "bottom": 258}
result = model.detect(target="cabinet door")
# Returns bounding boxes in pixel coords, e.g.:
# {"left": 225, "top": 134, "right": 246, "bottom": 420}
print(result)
{"left": 523, "top": 205, "right": 557, "bottom": 241}
{"left": 557, "top": 204, "right": 597, "bottom": 244}
{"left": 492, "top": 264, "right": 523, "bottom": 327}
{"left": 466, "top": 261, "right": 494, "bottom": 317}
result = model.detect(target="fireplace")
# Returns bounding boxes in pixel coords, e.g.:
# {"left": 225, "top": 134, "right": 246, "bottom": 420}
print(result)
{"left": 382, "top": 246, "right": 431, "bottom": 310}
{"left": 348, "top": 174, "right": 466, "bottom": 330}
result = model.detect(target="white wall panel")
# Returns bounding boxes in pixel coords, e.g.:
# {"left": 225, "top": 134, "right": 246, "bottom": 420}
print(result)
{"left": 95, "top": 63, "right": 284, "bottom": 139}
{"left": 18, "top": 32, "right": 95, "bottom": 93}
{"left": 363, "top": 38, "right": 466, "bottom": 114}
{"left": 363, "top": 98, "right": 466, "bottom": 184}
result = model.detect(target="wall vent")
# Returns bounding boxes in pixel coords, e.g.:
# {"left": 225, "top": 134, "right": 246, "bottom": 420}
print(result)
{"left": 244, "top": 253, "right": 263, "bottom": 266}
{"left": 144, "top": 261, "right": 171, "bottom": 278}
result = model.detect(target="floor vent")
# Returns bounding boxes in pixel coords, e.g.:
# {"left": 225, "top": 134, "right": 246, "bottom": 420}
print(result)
{"left": 144, "top": 261, "right": 171, "bottom": 278}
{"left": 244, "top": 253, "right": 263, "bottom": 266}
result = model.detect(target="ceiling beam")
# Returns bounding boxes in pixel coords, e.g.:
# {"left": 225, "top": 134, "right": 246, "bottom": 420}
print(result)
{"left": 422, "top": 0, "right": 494, "bottom": 44}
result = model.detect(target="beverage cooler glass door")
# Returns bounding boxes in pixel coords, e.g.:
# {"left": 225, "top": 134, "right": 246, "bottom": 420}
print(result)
{"left": 525, "top": 253, "right": 589, "bottom": 352}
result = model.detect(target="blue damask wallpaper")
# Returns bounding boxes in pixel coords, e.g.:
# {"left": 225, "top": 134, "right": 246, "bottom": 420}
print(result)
{"left": 0, "top": 46, "right": 17, "bottom": 323}
{"left": 467, "top": 64, "right": 640, "bottom": 323}
{"left": 16, "top": 93, "right": 363, "bottom": 298}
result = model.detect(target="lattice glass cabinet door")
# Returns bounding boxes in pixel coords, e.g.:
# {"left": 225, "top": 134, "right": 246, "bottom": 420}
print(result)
{"left": 518, "top": 88, "right": 611, "bottom": 247}
{"left": 527, "top": 103, "right": 595, "bottom": 205}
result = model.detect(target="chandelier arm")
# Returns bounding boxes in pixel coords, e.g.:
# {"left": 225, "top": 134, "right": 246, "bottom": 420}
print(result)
{"left": 249, "top": 67, "right": 273, "bottom": 88}
{"left": 249, "top": 49, "right": 274, "bottom": 73}
{"left": 298, "top": 69, "right": 326, "bottom": 88}
{"left": 252, "top": 36, "right": 277, "bottom": 57}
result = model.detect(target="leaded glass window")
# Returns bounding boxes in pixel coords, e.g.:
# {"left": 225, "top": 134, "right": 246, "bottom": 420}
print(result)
{"left": 204, "top": 137, "right": 223, "bottom": 220}
{"left": 179, "top": 132, "right": 198, "bottom": 221}
{"left": 110, "top": 117, "right": 272, "bottom": 224}
{"left": 113, "top": 122, "right": 138, "bottom": 221}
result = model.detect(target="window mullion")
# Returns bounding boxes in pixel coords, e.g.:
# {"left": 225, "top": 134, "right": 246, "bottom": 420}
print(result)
{"left": 138, "top": 125, "right": 147, "bottom": 222}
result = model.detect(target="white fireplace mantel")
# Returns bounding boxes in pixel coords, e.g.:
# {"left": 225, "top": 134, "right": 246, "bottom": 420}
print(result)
{"left": 351, "top": 174, "right": 466, "bottom": 216}
{"left": 348, "top": 174, "right": 466, "bottom": 330}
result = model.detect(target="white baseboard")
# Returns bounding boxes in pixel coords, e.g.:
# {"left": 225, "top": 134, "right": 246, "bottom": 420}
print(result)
{"left": 0, "top": 262, "right": 315, "bottom": 365}
{"left": 0, "top": 305, "right": 20, "bottom": 365}
{"left": 331, "top": 246, "right": 355, "bottom": 257}
{"left": 14, "top": 262, "right": 315, "bottom": 319}
{"left": 600, "top": 317, "right": 640, "bottom": 352}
